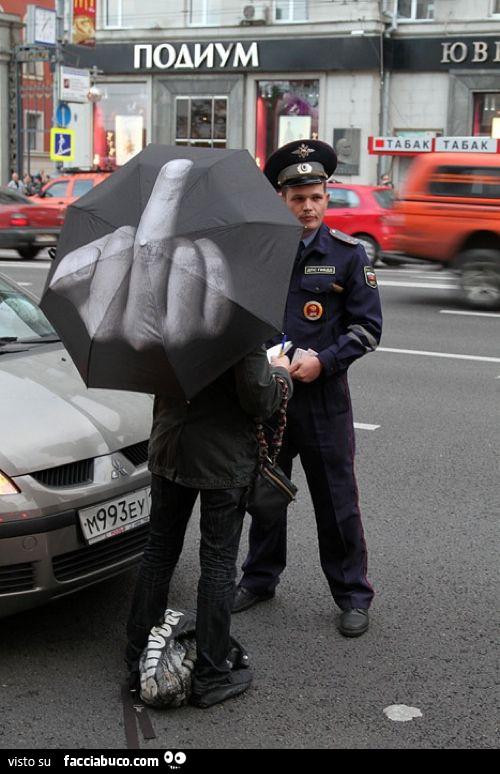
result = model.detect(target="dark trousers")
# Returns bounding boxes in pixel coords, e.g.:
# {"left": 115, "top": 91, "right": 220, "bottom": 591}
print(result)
{"left": 126, "top": 473, "right": 246, "bottom": 690}
{"left": 241, "top": 374, "right": 374, "bottom": 610}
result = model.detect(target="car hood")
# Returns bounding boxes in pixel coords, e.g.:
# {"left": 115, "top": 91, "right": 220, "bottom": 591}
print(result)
{"left": 0, "top": 346, "right": 153, "bottom": 477}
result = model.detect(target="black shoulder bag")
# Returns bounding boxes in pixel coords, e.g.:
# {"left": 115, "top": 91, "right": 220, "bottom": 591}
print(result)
{"left": 246, "top": 377, "right": 297, "bottom": 526}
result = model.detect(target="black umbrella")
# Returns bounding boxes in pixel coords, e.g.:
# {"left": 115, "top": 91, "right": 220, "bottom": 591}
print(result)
{"left": 40, "top": 145, "right": 302, "bottom": 399}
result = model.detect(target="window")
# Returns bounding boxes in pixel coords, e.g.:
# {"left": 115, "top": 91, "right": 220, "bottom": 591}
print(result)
{"left": 255, "top": 80, "right": 319, "bottom": 166}
{"left": 493, "top": 1, "right": 500, "bottom": 14}
{"left": 397, "top": 0, "right": 434, "bottom": 20}
{"left": 73, "top": 180, "right": 95, "bottom": 197}
{"left": 428, "top": 166, "right": 500, "bottom": 200}
{"left": 25, "top": 112, "right": 44, "bottom": 152}
{"left": 43, "top": 181, "right": 70, "bottom": 198}
{"left": 22, "top": 61, "right": 44, "bottom": 79}
{"left": 104, "top": 0, "right": 134, "bottom": 28}
{"left": 175, "top": 97, "right": 227, "bottom": 148}
{"left": 274, "top": 1, "right": 308, "bottom": 22}
{"left": 327, "top": 189, "right": 360, "bottom": 209}
{"left": 473, "top": 93, "right": 500, "bottom": 136}
{"left": 189, "top": 0, "right": 223, "bottom": 26}
{"left": 93, "top": 82, "right": 148, "bottom": 169}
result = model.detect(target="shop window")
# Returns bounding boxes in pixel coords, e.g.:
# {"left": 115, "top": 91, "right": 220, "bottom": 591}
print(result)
{"left": 397, "top": 0, "right": 434, "bottom": 20}
{"left": 493, "top": 0, "right": 500, "bottom": 14}
{"left": 255, "top": 80, "right": 319, "bottom": 167}
{"left": 274, "top": 1, "right": 308, "bottom": 22}
{"left": 473, "top": 93, "right": 500, "bottom": 137}
{"left": 92, "top": 82, "right": 148, "bottom": 169}
{"left": 175, "top": 97, "right": 227, "bottom": 148}
{"left": 189, "top": 0, "right": 223, "bottom": 26}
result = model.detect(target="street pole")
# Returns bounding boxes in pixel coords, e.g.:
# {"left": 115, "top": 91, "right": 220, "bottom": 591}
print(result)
{"left": 53, "top": 0, "right": 65, "bottom": 172}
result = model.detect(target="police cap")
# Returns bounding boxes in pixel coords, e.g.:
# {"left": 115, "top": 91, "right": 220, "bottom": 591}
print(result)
{"left": 264, "top": 139, "right": 337, "bottom": 190}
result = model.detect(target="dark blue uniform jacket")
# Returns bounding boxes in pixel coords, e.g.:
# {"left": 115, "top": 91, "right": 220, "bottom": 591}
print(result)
{"left": 282, "top": 224, "right": 382, "bottom": 374}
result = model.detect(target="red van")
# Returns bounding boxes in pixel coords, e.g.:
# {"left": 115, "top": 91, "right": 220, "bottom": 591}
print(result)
{"left": 386, "top": 152, "right": 500, "bottom": 309}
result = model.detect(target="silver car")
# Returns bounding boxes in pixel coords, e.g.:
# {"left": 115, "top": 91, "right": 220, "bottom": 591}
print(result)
{"left": 0, "top": 273, "right": 152, "bottom": 618}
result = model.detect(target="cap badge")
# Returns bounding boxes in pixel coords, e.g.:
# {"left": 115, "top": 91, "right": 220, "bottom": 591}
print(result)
{"left": 292, "top": 143, "right": 315, "bottom": 160}
{"left": 303, "top": 301, "right": 324, "bottom": 320}
{"left": 297, "top": 163, "right": 313, "bottom": 174}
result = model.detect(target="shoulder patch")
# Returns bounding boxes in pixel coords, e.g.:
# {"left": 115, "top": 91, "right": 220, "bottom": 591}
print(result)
{"left": 364, "top": 266, "right": 378, "bottom": 288}
{"left": 329, "top": 228, "right": 359, "bottom": 246}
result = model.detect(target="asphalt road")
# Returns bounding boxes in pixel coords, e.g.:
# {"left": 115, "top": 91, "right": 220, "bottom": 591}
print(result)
{"left": 0, "top": 255, "right": 498, "bottom": 750}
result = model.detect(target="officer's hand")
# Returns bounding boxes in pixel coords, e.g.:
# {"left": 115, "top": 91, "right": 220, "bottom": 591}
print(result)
{"left": 289, "top": 354, "right": 323, "bottom": 382}
{"left": 271, "top": 354, "right": 291, "bottom": 370}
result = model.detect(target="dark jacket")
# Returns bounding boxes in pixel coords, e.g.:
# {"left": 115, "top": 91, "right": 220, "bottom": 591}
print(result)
{"left": 148, "top": 346, "right": 292, "bottom": 489}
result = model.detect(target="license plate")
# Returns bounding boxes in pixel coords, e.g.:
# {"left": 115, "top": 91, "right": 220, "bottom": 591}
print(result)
{"left": 78, "top": 486, "right": 151, "bottom": 545}
{"left": 35, "top": 234, "right": 56, "bottom": 243}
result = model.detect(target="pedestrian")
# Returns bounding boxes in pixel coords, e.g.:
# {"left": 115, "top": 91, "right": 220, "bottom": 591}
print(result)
{"left": 380, "top": 173, "right": 393, "bottom": 187}
{"left": 233, "top": 139, "right": 383, "bottom": 637}
{"left": 126, "top": 347, "right": 293, "bottom": 708}
{"left": 7, "top": 172, "right": 26, "bottom": 192}
{"left": 22, "top": 173, "right": 36, "bottom": 196}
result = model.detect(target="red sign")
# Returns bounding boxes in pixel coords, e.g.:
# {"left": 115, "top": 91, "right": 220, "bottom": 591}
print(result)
{"left": 72, "top": 0, "right": 96, "bottom": 47}
{"left": 368, "top": 136, "right": 500, "bottom": 156}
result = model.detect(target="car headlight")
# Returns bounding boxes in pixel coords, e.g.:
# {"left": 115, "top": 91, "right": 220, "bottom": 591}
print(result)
{"left": 0, "top": 471, "right": 20, "bottom": 495}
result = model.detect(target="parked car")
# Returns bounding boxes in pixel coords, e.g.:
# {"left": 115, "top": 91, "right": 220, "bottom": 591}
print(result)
{"left": 34, "top": 169, "right": 111, "bottom": 220}
{"left": 324, "top": 183, "right": 396, "bottom": 265}
{"left": 384, "top": 152, "right": 500, "bottom": 309}
{"left": 0, "top": 273, "right": 153, "bottom": 618}
{"left": 0, "top": 187, "right": 63, "bottom": 260}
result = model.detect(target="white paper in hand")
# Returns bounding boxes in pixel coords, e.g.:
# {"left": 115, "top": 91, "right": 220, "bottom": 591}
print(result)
{"left": 267, "top": 341, "right": 293, "bottom": 362}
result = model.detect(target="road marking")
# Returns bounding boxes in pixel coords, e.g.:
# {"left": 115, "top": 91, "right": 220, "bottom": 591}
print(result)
{"left": 440, "top": 309, "right": 500, "bottom": 319}
{"left": 354, "top": 422, "right": 380, "bottom": 431}
{"left": 378, "top": 347, "right": 500, "bottom": 363}
{"left": 378, "top": 280, "right": 459, "bottom": 290}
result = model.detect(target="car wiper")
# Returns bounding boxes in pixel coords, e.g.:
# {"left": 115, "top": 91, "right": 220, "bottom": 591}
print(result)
{"left": 16, "top": 335, "right": 61, "bottom": 344}
{"left": 0, "top": 336, "right": 18, "bottom": 343}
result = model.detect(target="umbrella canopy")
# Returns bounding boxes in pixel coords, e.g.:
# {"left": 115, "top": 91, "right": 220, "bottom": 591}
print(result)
{"left": 40, "top": 145, "right": 302, "bottom": 399}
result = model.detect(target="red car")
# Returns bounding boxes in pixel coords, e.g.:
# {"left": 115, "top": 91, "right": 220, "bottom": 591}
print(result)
{"left": 324, "top": 183, "right": 396, "bottom": 265}
{"left": 0, "top": 187, "right": 64, "bottom": 260}
{"left": 34, "top": 170, "right": 111, "bottom": 220}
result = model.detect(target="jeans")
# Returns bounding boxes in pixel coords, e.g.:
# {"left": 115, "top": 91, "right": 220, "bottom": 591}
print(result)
{"left": 126, "top": 473, "right": 247, "bottom": 691}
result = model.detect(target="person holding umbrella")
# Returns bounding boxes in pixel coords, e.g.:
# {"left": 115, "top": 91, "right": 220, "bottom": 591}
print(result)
{"left": 233, "top": 140, "right": 383, "bottom": 638}
{"left": 39, "top": 146, "right": 303, "bottom": 706}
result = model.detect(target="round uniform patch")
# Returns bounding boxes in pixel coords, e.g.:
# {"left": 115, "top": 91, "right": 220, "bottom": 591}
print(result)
{"left": 303, "top": 301, "right": 324, "bottom": 320}
{"left": 364, "top": 266, "right": 378, "bottom": 288}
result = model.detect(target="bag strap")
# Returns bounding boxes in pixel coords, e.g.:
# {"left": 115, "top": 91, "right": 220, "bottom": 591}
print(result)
{"left": 255, "top": 376, "right": 289, "bottom": 466}
{"left": 121, "top": 685, "right": 157, "bottom": 749}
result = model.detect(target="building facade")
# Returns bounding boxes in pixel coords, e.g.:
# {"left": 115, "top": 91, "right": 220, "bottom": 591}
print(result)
{"left": 2, "top": 1, "right": 500, "bottom": 186}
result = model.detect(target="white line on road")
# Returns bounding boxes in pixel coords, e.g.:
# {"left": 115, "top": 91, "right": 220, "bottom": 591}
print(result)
{"left": 378, "top": 280, "right": 459, "bottom": 290}
{"left": 354, "top": 423, "right": 380, "bottom": 431}
{"left": 377, "top": 347, "right": 500, "bottom": 363}
{"left": 440, "top": 309, "right": 500, "bottom": 319}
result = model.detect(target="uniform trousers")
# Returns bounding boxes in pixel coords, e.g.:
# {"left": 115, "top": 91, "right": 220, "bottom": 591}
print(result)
{"left": 241, "top": 373, "right": 374, "bottom": 610}
{"left": 126, "top": 473, "right": 247, "bottom": 691}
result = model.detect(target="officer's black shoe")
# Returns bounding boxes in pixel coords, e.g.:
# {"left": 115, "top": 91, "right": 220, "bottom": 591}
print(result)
{"left": 338, "top": 608, "right": 369, "bottom": 637}
{"left": 232, "top": 586, "right": 274, "bottom": 614}
{"left": 189, "top": 669, "right": 252, "bottom": 709}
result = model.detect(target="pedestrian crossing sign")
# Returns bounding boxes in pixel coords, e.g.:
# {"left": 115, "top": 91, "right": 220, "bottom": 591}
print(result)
{"left": 50, "top": 128, "right": 75, "bottom": 161}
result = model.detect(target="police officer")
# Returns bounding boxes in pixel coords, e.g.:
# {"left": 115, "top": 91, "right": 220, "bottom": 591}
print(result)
{"left": 233, "top": 140, "right": 383, "bottom": 637}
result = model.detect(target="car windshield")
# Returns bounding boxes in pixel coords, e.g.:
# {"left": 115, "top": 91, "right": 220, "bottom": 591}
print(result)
{"left": 372, "top": 189, "right": 394, "bottom": 208}
{"left": 0, "top": 279, "right": 58, "bottom": 344}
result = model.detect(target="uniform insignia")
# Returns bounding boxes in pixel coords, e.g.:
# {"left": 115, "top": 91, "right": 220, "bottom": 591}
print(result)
{"left": 329, "top": 228, "right": 359, "bottom": 246}
{"left": 303, "top": 301, "right": 324, "bottom": 320}
{"left": 297, "top": 163, "right": 313, "bottom": 174}
{"left": 364, "top": 266, "right": 378, "bottom": 288}
{"left": 305, "top": 266, "right": 335, "bottom": 274}
{"left": 292, "top": 143, "right": 315, "bottom": 160}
